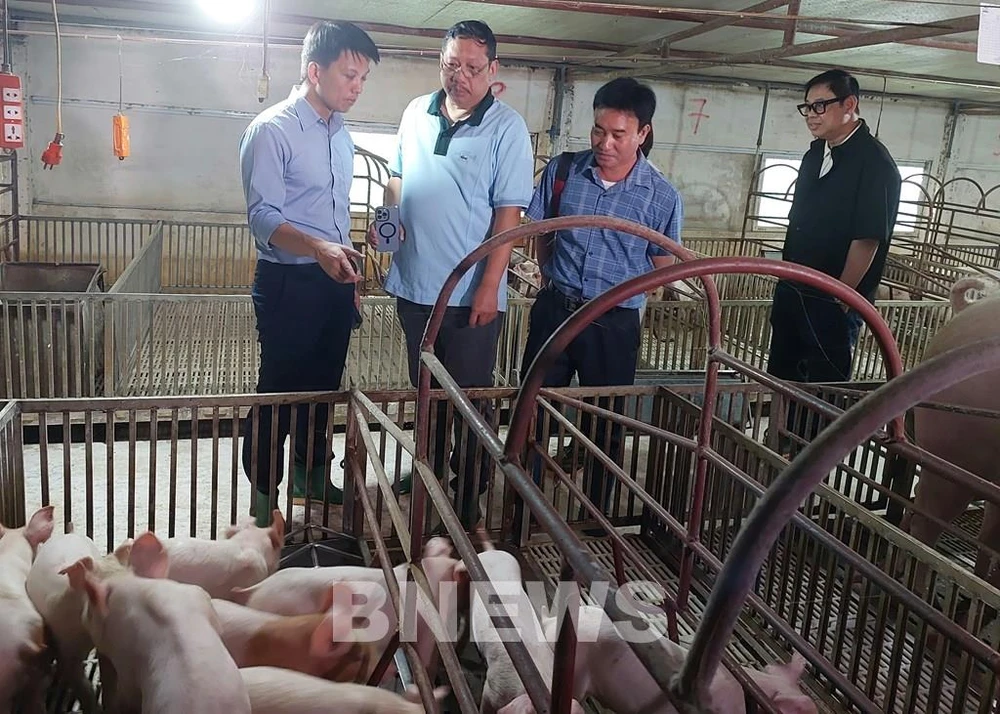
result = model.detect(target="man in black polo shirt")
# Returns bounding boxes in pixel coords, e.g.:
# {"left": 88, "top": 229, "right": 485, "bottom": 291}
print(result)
{"left": 767, "top": 69, "right": 901, "bottom": 445}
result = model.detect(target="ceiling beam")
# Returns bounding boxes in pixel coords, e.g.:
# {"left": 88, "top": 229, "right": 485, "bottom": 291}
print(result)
{"left": 782, "top": 0, "right": 800, "bottom": 47}
{"left": 10, "top": 0, "right": 627, "bottom": 54}
{"left": 631, "top": 13, "right": 980, "bottom": 77}
{"left": 463, "top": 0, "right": 976, "bottom": 53}
{"left": 651, "top": 0, "right": 790, "bottom": 50}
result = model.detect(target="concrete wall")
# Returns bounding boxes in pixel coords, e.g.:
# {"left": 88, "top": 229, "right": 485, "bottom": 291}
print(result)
{"left": 13, "top": 32, "right": 1000, "bottom": 239}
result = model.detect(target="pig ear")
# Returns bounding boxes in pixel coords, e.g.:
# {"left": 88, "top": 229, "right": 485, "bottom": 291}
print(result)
{"left": 25, "top": 505, "right": 55, "bottom": 549}
{"left": 268, "top": 508, "right": 285, "bottom": 550}
{"left": 113, "top": 538, "right": 134, "bottom": 564}
{"left": 64, "top": 565, "right": 110, "bottom": 617}
{"left": 59, "top": 556, "right": 96, "bottom": 590}
{"left": 129, "top": 532, "right": 169, "bottom": 579}
{"left": 268, "top": 509, "right": 285, "bottom": 550}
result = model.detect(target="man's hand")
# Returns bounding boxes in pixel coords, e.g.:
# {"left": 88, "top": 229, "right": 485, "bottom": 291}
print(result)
{"left": 469, "top": 283, "right": 499, "bottom": 327}
{"left": 366, "top": 222, "right": 406, "bottom": 250}
{"left": 314, "top": 241, "right": 362, "bottom": 283}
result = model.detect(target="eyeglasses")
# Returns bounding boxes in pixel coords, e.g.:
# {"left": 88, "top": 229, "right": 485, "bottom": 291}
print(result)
{"left": 796, "top": 97, "right": 846, "bottom": 117}
{"left": 440, "top": 59, "right": 490, "bottom": 79}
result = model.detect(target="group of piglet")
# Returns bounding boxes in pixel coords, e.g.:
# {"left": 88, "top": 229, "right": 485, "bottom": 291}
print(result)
{"left": 0, "top": 505, "right": 451, "bottom": 714}
{"left": 1, "top": 503, "right": 818, "bottom": 714}
{"left": 462, "top": 527, "right": 818, "bottom": 714}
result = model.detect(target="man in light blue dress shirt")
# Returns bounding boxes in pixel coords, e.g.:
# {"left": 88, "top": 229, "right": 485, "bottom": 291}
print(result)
{"left": 239, "top": 21, "right": 379, "bottom": 526}
{"left": 368, "top": 20, "right": 534, "bottom": 528}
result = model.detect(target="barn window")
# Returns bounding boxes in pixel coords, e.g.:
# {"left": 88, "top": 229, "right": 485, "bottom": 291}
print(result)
{"left": 753, "top": 155, "right": 929, "bottom": 234}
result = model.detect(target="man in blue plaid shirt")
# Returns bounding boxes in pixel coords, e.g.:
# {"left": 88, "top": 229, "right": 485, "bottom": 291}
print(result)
{"left": 522, "top": 77, "right": 683, "bottom": 520}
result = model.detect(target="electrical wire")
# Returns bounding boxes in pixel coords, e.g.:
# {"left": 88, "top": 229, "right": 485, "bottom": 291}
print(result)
{"left": 118, "top": 34, "right": 123, "bottom": 113}
{"left": 51, "top": 0, "right": 62, "bottom": 134}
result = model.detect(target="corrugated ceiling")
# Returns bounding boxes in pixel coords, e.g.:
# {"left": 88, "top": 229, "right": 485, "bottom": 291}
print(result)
{"left": 7, "top": 0, "right": 998, "bottom": 104}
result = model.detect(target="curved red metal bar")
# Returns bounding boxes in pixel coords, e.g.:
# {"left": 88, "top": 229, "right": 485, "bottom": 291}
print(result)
{"left": 410, "top": 215, "right": 722, "bottom": 561}
{"left": 675, "top": 334, "right": 1000, "bottom": 708}
{"left": 505, "top": 256, "right": 906, "bottom": 456}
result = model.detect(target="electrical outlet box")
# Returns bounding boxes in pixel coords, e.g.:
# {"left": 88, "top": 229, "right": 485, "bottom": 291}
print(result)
{"left": 0, "top": 72, "right": 24, "bottom": 149}
{"left": 4, "top": 123, "right": 22, "bottom": 144}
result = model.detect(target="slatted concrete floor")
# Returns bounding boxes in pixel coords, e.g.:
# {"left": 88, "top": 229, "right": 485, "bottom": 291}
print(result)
{"left": 522, "top": 534, "right": 995, "bottom": 714}
{"left": 121, "top": 300, "right": 412, "bottom": 396}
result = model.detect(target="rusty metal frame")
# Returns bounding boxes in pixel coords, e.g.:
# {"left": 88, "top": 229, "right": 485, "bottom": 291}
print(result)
{"left": 409, "top": 213, "right": 913, "bottom": 713}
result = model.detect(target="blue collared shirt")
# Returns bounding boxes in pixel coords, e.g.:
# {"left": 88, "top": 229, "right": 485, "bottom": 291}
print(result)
{"left": 239, "top": 88, "right": 354, "bottom": 264}
{"left": 382, "top": 90, "right": 535, "bottom": 311}
{"left": 526, "top": 150, "right": 684, "bottom": 310}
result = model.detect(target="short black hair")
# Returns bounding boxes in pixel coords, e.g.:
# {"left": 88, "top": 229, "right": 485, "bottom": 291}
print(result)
{"left": 593, "top": 77, "right": 657, "bottom": 129}
{"left": 804, "top": 69, "right": 860, "bottom": 103}
{"left": 442, "top": 20, "right": 497, "bottom": 62}
{"left": 300, "top": 21, "right": 380, "bottom": 81}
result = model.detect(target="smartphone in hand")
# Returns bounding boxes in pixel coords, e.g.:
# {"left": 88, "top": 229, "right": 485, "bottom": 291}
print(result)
{"left": 373, "top": 205, "right": 402, "bottom": 253}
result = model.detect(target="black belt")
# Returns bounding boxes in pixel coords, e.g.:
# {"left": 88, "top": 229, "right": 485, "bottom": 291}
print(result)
{"left": 545, "top": 285, "right": 633, "bottom": 313}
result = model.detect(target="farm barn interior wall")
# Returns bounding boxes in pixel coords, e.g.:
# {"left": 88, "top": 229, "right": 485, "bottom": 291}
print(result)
{"left": 14, "top": 33, "right": 1000, "bottom": 239}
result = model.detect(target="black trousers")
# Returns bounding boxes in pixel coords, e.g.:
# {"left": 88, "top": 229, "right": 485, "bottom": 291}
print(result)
{"left": 766, "top": 280, "right": 862, "bottom": 442}
{"left": 241, "top": 261, "right": 356, "bottom": 495}
{"left": 521, "top": 285, "right": 641, "bottom": 515}
{"left": 396, "top": 297, "right": 502, "bottom": 526}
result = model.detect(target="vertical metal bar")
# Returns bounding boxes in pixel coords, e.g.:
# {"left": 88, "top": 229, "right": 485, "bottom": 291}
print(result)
{"left": 211, "top": 406, "right": 220, "bottom": 539}
{"left": 127, "top": 409, "right": 137, "bottom": 538}
{"left": 105, "top": 409, "right": 115, "bottom": 553}
{"left": 149, "top": 406, "right": 158, "bottom": 533}
{"left": 190, "top": 409, "right": 199, "bottom": 536}
{"left": 61, "top": 411, "right": 71, "bottom": 531}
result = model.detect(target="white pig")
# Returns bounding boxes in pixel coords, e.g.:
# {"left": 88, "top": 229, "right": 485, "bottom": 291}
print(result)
{"left": 231, "top": 537, "right": 466, "bottom": 686}
{"left": 540, "top": 604, "right": 817, "bottom": 714}
{"left": 0, "top": 505, "right": 55, "bottom": 713}
{"left": 211, "top": 595, "right": 378, "bottom": 684}
{"left": 457, "top": 528, "right": 568, "bottom": 714}
{"left": 25, "top": 528, "right": 132, "bottom": 714}
{"left": 64, "top": 530, "right": 251, "bottom": 714}
{"left": 156, "top": 509, "right": 285, "bottom": 598}
{"left": 239, "top": 666, "right": 448, "bottom": 714}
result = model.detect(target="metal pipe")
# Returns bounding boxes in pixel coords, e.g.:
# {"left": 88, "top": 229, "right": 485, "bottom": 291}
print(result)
{"left": 716, "top": 352, "right": 1000, "bottom": 506}
{"left": 538, "top": 389, "right": 698, "bottom": 452}
{"left": 417, "top": 352, "right": 689, "bottom": 710}
{"left": 416, "top": 215, "right": 720, "bottom": 557}
{"left": 647, "top": 13, "right": 980, "bottom": 74}
{"left": 535, "top": 444, "right": 681, "bottom": 641}
{"left": 677, "top": 335, "right": 1000, "bottom": 709}
{"left": 1, "top": 0, "right": 11, "bottom": 72}
{"left": 464, "top": 0, "right": 977, "bottom": 52}
{"left": 507, "top": 257, "right": 905, "bottom": 461}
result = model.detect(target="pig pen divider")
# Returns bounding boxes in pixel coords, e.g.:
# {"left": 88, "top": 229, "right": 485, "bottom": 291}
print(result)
{"left": 413, "top": 214, "right": 1000, "bottom": 712}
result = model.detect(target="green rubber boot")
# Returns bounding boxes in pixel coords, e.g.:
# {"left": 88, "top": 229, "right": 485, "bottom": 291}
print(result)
{"left": 292, "top": 462, "right": 344, "bottom": 505}
{"left": 254, "top": 491, "right": 274, "bottom": 528}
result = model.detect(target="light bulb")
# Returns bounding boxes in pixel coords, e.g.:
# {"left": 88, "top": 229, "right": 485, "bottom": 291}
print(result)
{"left": 197, "top": 0, "right": 257, "bottom": 23}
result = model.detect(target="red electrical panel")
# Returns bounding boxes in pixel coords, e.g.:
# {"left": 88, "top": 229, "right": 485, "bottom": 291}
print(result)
{"left": 0, "top": 72, "right": 24, "bottom": 150}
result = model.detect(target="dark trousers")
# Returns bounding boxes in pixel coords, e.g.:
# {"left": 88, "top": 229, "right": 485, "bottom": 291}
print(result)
{"left": 396, "top": 297, "right": 502, "bottom": 527}
{"left": 521, "top": 285, "right": 641, "bottom": 515}
{"left": 766, "top": 280, "right": 862, "bottom": 443}
{"left": 241, "top": 261, "right": 356, "bottom": 495}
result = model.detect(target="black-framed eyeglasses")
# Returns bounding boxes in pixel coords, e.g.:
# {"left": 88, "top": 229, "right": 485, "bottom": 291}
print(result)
{"left": 796, "top": 97, "right": 845, "bottom": 117}
{"left": 440, "top": 59, "right": 490, "bottom": 79}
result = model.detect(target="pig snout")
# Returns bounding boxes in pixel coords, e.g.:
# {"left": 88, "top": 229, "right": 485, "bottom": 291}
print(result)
{"left": 949, "top": 275, "right": 1000, "bottom": 313}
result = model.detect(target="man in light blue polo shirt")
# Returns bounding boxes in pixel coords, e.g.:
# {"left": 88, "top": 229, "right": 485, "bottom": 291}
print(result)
{"left": 368, "top": 20, "right": 534, "bottom": 528}
{"left": 239, "top": 21, "right": 379, "bottom": 526}
{"left": 523, "top": 77, "right": 684, "bottom": 524}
